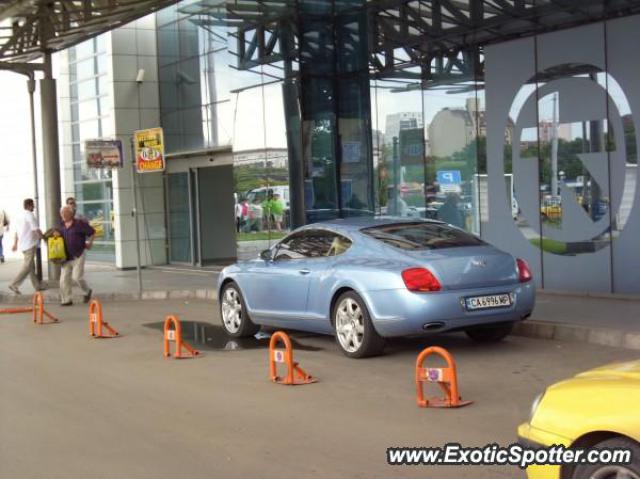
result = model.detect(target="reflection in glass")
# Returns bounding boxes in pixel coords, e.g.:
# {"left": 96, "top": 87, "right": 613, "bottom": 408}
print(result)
{"left": 168, "top": 173, "right": 192, "bottom": 263}
{"left": 371, "top": 82, "right": 424, "bottom": 218}
{"left": 507, "top": 66, "right": 637, "bottom": 257}
{"left": 426, "top": 90, "right": 481, "bottom": 234}
{"left": 67, "top": 37, "right": 115, "bottom": 257}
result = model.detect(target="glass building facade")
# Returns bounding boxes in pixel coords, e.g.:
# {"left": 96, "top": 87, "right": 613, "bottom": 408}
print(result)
{"left": 157, "top": 1, "right": 290, "bottom": 261}
{"left": 154, "top": 2, "right": 639, "bottom": 294}
{"left": 63, "top": 35, "right": 116, "bottom": 259}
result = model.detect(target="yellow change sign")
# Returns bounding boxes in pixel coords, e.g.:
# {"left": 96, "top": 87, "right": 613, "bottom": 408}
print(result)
{"left": 134, "top": 127, "right": 165, "bottom": 173}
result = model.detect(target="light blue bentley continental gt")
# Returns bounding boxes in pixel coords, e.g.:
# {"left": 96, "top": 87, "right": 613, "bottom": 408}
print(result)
{"left": 217, "top": 218, "right": 535, "bottom": 358}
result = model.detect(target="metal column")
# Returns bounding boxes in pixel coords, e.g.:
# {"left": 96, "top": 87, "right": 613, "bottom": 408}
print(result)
{"left": 40, "top": 53, "right": 62, "bottom": 280}
{"left": 27, "top": 77, "right": 43, "bottom": 281}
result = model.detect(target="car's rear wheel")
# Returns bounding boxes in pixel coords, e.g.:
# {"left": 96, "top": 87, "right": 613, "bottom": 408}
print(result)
{"left": 571, "top": 437, "right": 640, "bottom": 479}
{"left": 465, "top": 321, "right": 514, "bottom": 342}
{"left": 333, "top": 291, "right": 385, "bottom": 358}
{"left": 220, "top": 282, "right": 259, "bottom": 338}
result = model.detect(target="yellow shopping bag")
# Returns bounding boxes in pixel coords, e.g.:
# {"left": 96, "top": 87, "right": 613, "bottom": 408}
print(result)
{"left": 47, "top": 236, "right": 67, "bottom": 262}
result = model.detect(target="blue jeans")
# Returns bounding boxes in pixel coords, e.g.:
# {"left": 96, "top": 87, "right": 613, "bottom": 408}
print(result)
{"left": 0, "top": 235, "right": 4, "bottom": 258}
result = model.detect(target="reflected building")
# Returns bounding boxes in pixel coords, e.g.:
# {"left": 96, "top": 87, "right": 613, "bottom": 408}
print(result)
{"left": 384, "top": 112, "right": 423, "bottom": 145}
{"left": 233, "top": 149, "right": 289, "bottom": 169}
{"left": 428, "top": 107, "right": 476, "bottom": 158}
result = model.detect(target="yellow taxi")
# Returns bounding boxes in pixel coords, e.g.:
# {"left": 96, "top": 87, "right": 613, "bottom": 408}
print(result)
{"left": 540, "top": 195, "right": 562, "bottom": 220}
{"left": 518, "top": 360, "right": 640, "bottom": 479}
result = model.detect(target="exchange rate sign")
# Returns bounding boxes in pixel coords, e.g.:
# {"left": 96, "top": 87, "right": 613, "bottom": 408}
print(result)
{"left": 134, "top": 127, "right": 165, "bottom": 173}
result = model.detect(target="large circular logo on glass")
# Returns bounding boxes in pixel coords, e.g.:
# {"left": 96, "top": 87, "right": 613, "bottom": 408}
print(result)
{"left": 507, "top": 64, "right": 637, "bottom": 254}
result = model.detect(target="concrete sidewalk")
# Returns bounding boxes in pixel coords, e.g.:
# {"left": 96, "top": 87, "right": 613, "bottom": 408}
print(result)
{"left": 1, "top": 258, "right": 639, "bottom": 351}
{"left": 0, "top": 258, "right": 218, "bottom": 301}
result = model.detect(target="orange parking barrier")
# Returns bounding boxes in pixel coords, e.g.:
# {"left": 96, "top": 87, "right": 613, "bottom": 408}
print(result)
{"left": 0, "top": 292, "right": 59, "bottom": 324}
{"left": 32, "top": 292, "right": 59, "bottom": 324}
{"left": 0, "top": 306, "right": 33, "bottom": 315}
{"left": 89, "top": 299, "right": 119, "bottom": 338}
{"left": 0, "top": 293, "right": 58, "bottom": 324}
{"left": 163, "top": 315, "right": 199, "bottom": 359}
{"left": 415, "top": 346, "right": 472, "bottom": 408}
{"left": 269, "top": 331, "right": 316, "bottom": 385}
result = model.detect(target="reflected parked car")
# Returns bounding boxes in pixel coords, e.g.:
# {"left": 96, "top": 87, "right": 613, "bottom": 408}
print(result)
{"left": 89, "top": 215, "right": 105, "bottom": 238}
{"left": 217, "top": 218, "right": 535, "bottom": 358}
{"left": 518, "top": 360, "right": 640, "bottom": 479}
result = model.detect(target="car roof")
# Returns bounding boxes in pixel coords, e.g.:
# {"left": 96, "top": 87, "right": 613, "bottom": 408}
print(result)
{"left": 301, "top": 216, "right": 445, "bottom": 234}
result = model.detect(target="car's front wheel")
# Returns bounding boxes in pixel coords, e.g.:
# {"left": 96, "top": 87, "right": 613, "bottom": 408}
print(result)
{"left": 332, "top": 291, "right": 385, "bottom": 358}
{"left": 571, "top": 437, "right": 640, "bottom": 479}
{"left": 220, "top": 282, "right": 259, "bottom": 338}
{"left": 465, "top": 321, "right": 514, "bottom": 342}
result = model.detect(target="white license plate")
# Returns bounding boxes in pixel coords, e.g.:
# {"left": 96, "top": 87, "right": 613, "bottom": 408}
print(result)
{"left": 465, "top": 294, "right": 511, "bottom": 310}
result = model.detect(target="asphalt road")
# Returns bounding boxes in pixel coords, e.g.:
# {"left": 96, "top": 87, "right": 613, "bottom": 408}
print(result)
{"left": 1, "top": 299, "right": 637, "bottom": 479}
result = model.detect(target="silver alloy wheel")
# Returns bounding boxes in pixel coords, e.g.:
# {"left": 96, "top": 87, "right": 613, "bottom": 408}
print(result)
{"left": 221, "top": 287, "right": 242, "bottom": 334}
{"left": 589, "top": 466, "right": 640, "bottom": 479}
{"left": 335, "top": 297, "right": 365, "bottom": 353}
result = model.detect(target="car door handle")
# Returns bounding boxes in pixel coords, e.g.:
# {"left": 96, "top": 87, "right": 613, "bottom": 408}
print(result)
{"left": 299, "top": 269, "right": 311, "bottom": 275}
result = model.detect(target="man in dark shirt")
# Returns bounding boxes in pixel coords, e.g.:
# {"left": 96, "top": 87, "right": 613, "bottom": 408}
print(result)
{"left": 59, "top": 205, "right": 95, "bottom": 306}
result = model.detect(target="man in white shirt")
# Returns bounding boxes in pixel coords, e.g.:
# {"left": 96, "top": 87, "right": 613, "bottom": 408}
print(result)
{"left": 0, "top": 208, "right": 8, "bottom": 263}
{"left": 9, "top": 198, "right": 43, "bottom": 294}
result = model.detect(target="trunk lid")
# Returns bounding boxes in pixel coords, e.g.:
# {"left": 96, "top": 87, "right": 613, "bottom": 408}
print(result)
{"left": 402, "top": 246, "right": 518, "bottom": 290}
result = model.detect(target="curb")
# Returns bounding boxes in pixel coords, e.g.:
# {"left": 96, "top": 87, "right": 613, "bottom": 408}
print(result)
{"left": 512, "top": 321, "right": 640, "bottom": 352}
{"left": 538, "top": 289, "right": 640, "bottom": 302}
{"left": 0, "top": 288, "right": 218, "bottom": 304}
{"left": 2, "top": 289, "right": 638, "bottom": 351}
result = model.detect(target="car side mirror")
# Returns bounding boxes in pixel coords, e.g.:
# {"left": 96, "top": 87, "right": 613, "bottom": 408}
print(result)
{"left": 260, "top": 249, "right": 273, "bottom": 261}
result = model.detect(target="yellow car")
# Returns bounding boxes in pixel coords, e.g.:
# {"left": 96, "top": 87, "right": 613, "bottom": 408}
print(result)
{"left": 541, "top": 195, "right": 562, "bottom": 220}
{"left": 518, "top": 360, "right": 640, "bottom": 479}
{"left": 89, "top": 216, "right": 105, "bottom": 238}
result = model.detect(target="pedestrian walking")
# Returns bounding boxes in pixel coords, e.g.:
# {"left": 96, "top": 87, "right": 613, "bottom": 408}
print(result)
{"left": 66, "top": 197, "right": 88, "bottom": 222}
{"left": 235, "top": 200, "right": 243, "bottom": 233}
{"left": 250, "top": 199, "right": 263, "bottom": 232}
{"left": 58, "top": 205, "right": 95, "bottom": 306}
{"left": 8, "top": 199, "right": 43, "bottom": 294}
{"left": 65, "top": 196, "right": 92, "bottom": 293}
{"left": 0, "top": 207, "right": 8, "bottom": 263}
{"left": 272, "top": 193, "right": 285, "bottom": 231}
{"left": 240, "top": 199, "right": 249, "bottom": 232}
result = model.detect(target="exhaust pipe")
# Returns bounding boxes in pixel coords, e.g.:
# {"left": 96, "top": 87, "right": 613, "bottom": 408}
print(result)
{"left": 423, "top": 322, "right": 445, "bottom": 331}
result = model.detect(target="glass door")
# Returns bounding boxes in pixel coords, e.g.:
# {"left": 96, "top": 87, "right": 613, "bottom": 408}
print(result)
{"left": 167, "top": 172, "right": 194, "bottom": 264}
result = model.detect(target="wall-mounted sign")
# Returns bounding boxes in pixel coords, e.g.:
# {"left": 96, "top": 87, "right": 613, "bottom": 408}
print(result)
{"left": 85, "top": 139, "right": 123, "bottom": 168}
{"left": 134, "top": 127, "right": 165, "bottom": 173}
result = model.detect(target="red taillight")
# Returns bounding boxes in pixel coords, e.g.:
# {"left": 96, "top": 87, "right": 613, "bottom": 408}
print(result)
{"left": 402, "top": 268, "right": 441, "bottom": 292}
{"left": 516, "top": 258, "right": 532, "bottom": 283}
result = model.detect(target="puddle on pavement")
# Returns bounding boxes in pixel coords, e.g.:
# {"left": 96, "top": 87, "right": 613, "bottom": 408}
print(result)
{"left": 143, "top": 321, "right": 322, "bottom": 352}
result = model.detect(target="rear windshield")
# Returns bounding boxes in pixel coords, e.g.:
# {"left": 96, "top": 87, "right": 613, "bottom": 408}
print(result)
{"left": 361, "top": 222, "right": 485, "bottom": 250}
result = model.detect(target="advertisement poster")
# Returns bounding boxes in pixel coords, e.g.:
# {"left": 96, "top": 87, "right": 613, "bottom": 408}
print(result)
{"left": 134, "top": 127, "right": 165, "bottom": 173}
{"left": 85, "top": 139, "right": 123, "bottom": 169}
